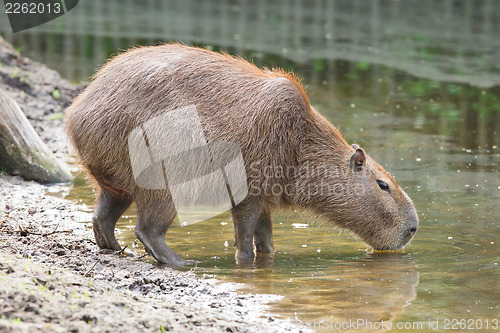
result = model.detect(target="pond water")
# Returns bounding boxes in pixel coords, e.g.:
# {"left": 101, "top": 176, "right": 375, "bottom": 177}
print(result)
{"left": 2, "top": 1, "right": 500, "bottom": 331}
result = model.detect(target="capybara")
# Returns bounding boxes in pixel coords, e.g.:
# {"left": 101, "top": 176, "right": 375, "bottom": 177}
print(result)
{"left": 66, "top": 44, "right": 418, "bottom": 266}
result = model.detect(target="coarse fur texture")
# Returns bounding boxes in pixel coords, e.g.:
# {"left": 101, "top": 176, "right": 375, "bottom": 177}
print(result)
{"left": 66, "top": 44, "right": 418, "bottom": 266}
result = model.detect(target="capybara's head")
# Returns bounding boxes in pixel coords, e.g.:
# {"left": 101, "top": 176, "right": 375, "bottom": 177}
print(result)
{"left": 297, "top": 136, "right": 419, "bottom": 251}
{"left": 340, "top": 144, "right": 419, "bottom": 250}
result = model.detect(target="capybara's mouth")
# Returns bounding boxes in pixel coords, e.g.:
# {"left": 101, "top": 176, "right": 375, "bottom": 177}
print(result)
{"left": 373, "top": 248, "right": 405, "bottom": 253}
{"left": 372, "top": 245, "right": 403, "bottom": 252}
{"left": 371, "top": 230, "right": 417, "bottom": 252}
{"left": 373, "top": 226, "right": 417, "bottom": 252}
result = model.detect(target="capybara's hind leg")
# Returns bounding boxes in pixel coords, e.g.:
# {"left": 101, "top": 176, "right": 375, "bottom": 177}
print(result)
{"left": 254, "top": 207, "right": 274, "bottom": 254}
{"left": 134, "top": 195, "right": 192, "bottom": 266}
{"left": 93, "top": 189, "right": 132, "bottom": 250}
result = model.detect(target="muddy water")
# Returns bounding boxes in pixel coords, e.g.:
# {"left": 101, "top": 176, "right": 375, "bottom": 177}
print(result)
{"left": 62, "top": 62, "right": 500, "bottom": 331}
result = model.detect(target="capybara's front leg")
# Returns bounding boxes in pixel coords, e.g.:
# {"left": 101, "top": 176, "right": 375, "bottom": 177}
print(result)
{"left": 231, "top": 198, "right": 262, "bottom": 263}
{"left": 134, "top": 194, "right": 192, "bottom": 266}
{"left": 254, "top": 207, "right": 274, "bottom": 254}
{"left": 93, "top": 188, "right": 132, "bottom": 250}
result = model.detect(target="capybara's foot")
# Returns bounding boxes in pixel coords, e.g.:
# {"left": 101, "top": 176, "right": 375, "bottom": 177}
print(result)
{"left": 92, "top": 217, "right": 108, "bottom": 249}
{"left": 135, "top": 227, "right": 193, "bottom": 267}
{"left": 92, "top": 216, "right": 121, "bottom": 250}
{"left": 235, "top": 255, "right": 254, "bottom": 267}
{"left": 92, "top": 189, "right": 132, "bottom": 250}
{"left": 235, "top": 249, "right": 255, "bottom": 267}
{"left": 158, "top": 258, "right": 198, "bottom": 267}
{"left": 155, "top": 254, "right": 196, "bottom": 267}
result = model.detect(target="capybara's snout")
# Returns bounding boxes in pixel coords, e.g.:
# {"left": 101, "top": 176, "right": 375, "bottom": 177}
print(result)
{"left": 400, "top": 225, "right": 418, "bottom": 248}
{"left": 399, "top": 212, "right": 419, "bottom": 248}
{"left": 392, "top": 209, "right": 419, "bottom": 250}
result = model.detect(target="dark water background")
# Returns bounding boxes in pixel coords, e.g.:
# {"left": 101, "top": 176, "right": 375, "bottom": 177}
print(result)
{"left": 1, "top": 1, "right": 499, "bottom": 331}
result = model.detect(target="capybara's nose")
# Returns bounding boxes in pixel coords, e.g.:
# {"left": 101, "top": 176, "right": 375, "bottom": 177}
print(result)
{"left": 401, "top": 227, "right": 417, "bottom": 245}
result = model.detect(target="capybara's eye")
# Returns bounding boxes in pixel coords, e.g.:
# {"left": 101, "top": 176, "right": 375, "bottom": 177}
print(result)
{"left": 376, "top": 180, "right": 390, "bottom": 193}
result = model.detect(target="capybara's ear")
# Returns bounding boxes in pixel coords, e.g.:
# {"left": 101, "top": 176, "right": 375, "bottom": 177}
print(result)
{"left": 350, "top": 147, "right": 366, "bottom": 172}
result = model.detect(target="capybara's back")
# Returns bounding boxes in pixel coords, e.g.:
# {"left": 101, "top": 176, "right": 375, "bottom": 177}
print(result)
{"left": 66, "top": 44, "right": 418, "bottom": 266}
{"left": 67, "top": 45, "right": 306, "bottom": 197}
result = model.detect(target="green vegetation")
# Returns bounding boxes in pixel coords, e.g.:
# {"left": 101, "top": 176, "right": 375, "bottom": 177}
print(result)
{"left": 10, "top": 68, "right": 19, "bottom": 79}
{"left": 51, "top": 89, "right": 61, "bottom": 100}
{"left": 50, "top": 112, "right": 64, "bottom": 120}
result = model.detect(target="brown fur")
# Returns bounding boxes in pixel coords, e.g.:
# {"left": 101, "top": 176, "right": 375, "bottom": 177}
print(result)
{"left": 66, "top": 44, "right": 418, "bottom": 265}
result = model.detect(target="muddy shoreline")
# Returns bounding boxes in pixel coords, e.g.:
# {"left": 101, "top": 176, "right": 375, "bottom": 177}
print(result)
{"left": 0, "top": 39, "right": 299, "bottom": 332}
{"left": 0, "top": 174, "right": 297, "bottom": 332}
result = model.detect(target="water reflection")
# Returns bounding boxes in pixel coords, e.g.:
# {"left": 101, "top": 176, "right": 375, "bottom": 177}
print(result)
{"left": 236, "top": 253, "right": 419, "bottom": 332}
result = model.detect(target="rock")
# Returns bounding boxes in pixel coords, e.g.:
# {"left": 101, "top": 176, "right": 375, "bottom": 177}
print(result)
{"left": 0, "top": 89, "right": 72, "bottom": 184}
{"left": 0, "top": 36, "right": 83, "bottom": 161}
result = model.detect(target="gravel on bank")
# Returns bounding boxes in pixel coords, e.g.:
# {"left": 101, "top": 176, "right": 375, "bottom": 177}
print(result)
{"left": 0, "top": 173, "right": 298, "bottom": 333}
